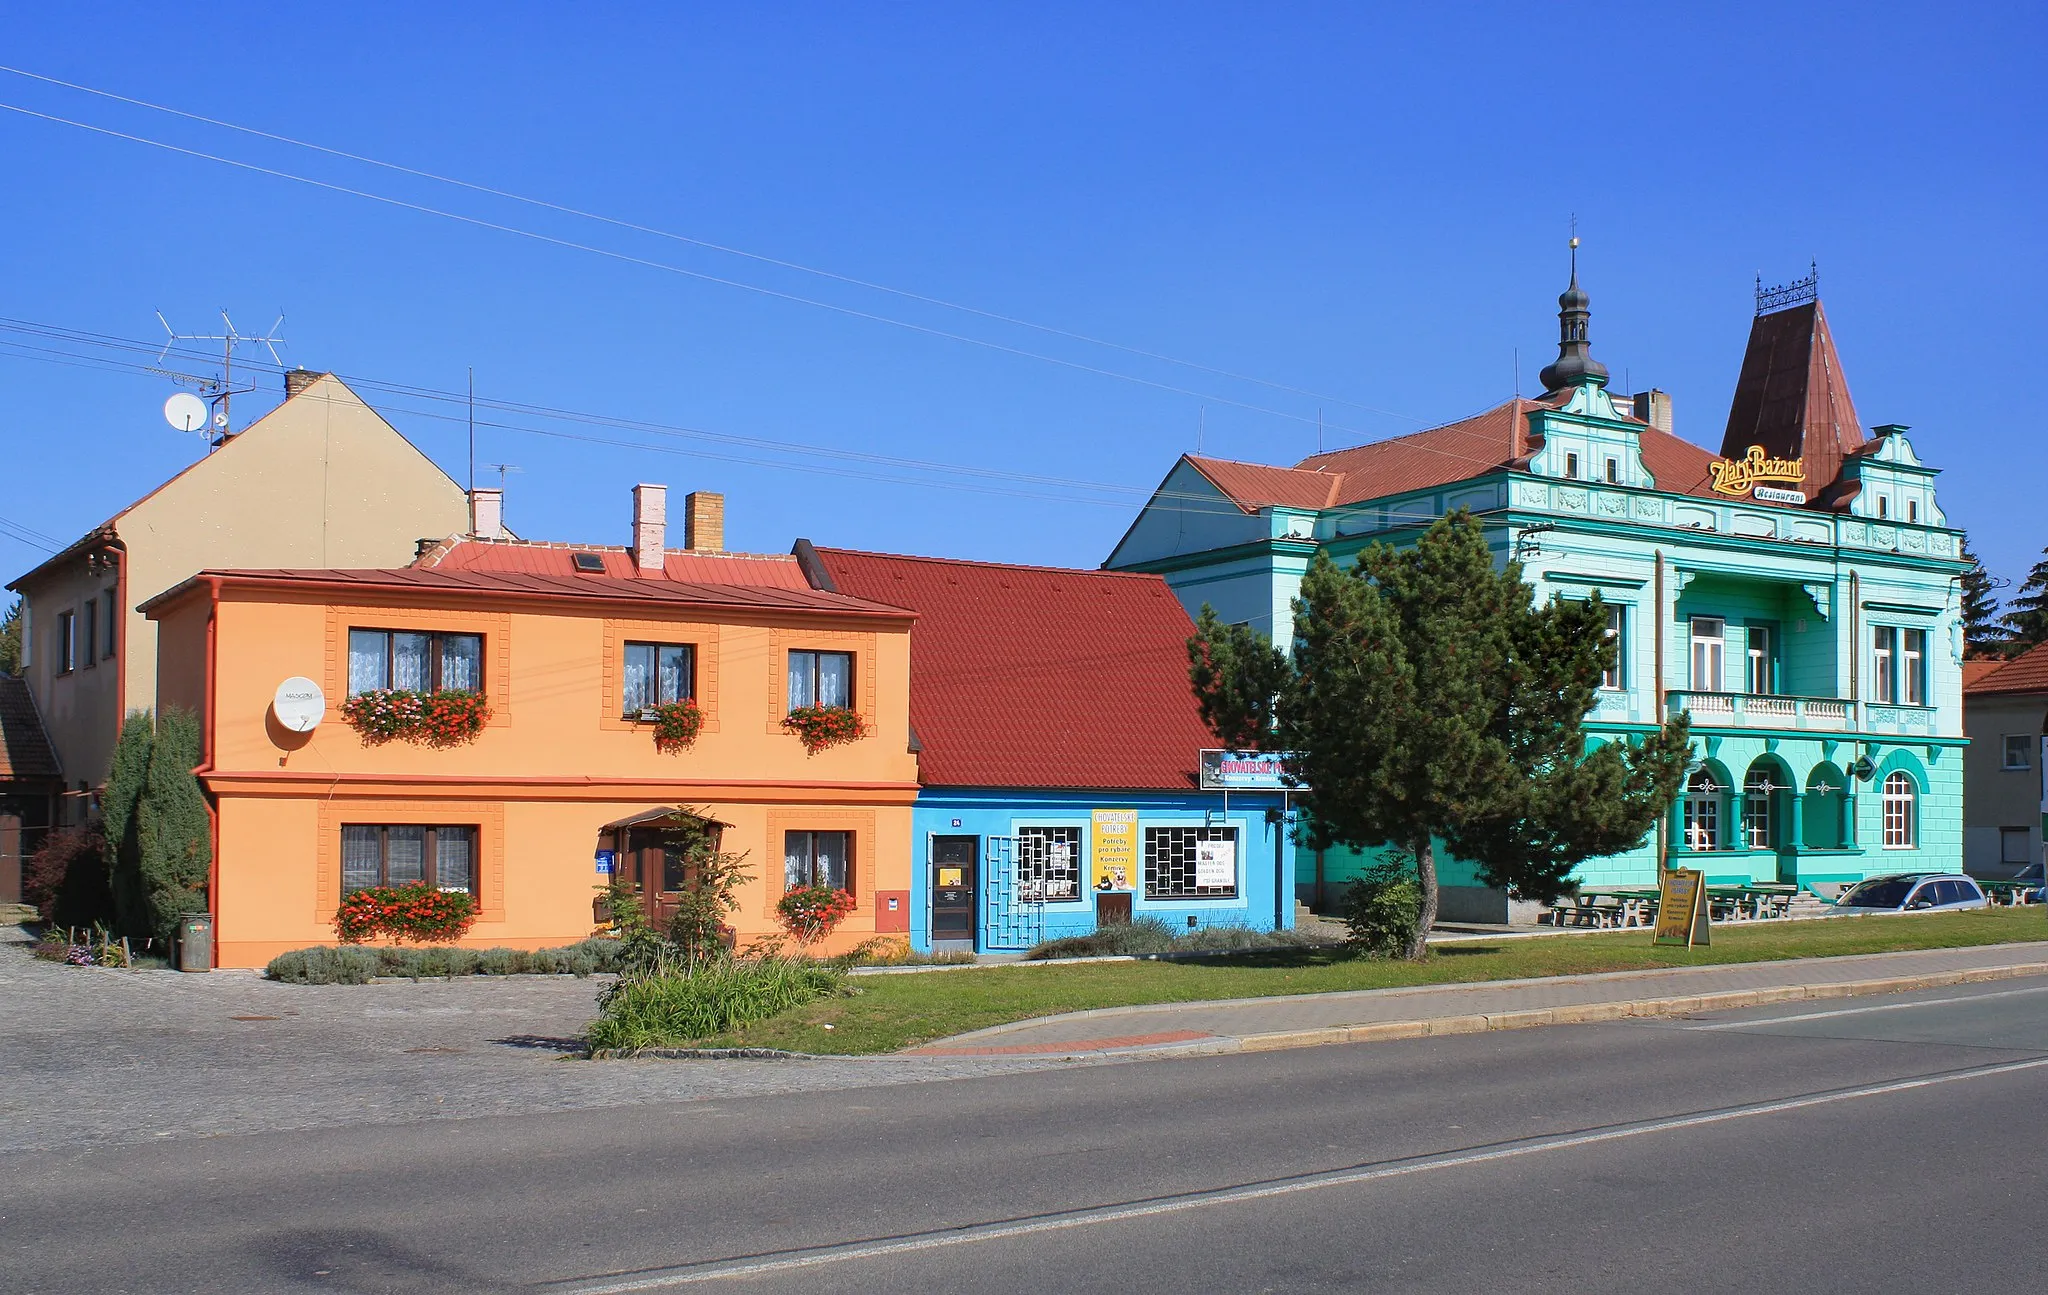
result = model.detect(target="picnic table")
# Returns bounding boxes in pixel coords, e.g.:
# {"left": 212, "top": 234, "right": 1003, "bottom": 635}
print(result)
{"left": 1978, "top": 879, "right": 2038, "bottom": 907}
{"left": 1549, "top": 887, "right": 1661, "bottom": 929}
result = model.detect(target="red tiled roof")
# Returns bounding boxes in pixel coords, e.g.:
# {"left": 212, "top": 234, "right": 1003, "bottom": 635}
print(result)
{"left": 0, "top": 674, "right": 61, "bottom": 782}
{"left": 1967, "top": 642, "right": 2048, "bottom": 697}
{"left": 424, "top": 538, "right": 810, "bottom": 588}
{"left": 1186, "top": 394, "right": 1810, "bottom": 515}
{"left": 809, "top": 547, "right": 1216, "bottom": 790}
{"left": 140, "top": 567, "right": 914, "bottom": 620}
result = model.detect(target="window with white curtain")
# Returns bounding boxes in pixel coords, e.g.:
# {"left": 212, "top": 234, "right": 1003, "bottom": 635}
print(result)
{"left": 347, "top": 628, "right": 484, "bottom": 695}
{"left": 340, "top": 824, "right": 478, "bottom": 894}
{"left": 623, "top": 641, "right": 695, "bottom": 715}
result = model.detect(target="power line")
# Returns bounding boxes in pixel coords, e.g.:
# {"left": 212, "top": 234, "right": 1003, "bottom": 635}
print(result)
{"left": 0, "top": 98, "right": 1400, "bottom": 439}
{"left": 0, "top": 62, "right": 1413, "bottom": 422}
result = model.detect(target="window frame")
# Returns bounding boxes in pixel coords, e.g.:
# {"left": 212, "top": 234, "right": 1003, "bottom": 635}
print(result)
{"left": 339, "top": 823, "right": 480, "bottom": 896}
{"left": 56, "top": 609, "right": 75, "bottom": 675}
{"left": 2003, "top": 736, "right": 2033, "bottom": 771}
{"left": 783, "top": 829, "right": 854, "bottom": 895}
{"left": 102, "top": 590, "right": 117, "bottom": 660}
{"left": 80, "top": 598, "right": 97, "bottom": 671}
{"left": 621, "top": 639, "right": 697, "bottom": 717}
{"left": 346, "top": 627, "right": 486, "bottom": 696}
{"left": 1999, "top": 828, "right": 2033, "bottom": 867}
{"left": 1689, "top": 616, "right": 1725, "bottom": 693}
{"left": 1881, "top": 771, "right": 1916, "bottom": 849}
{"left": 1016, "top": 825, "right": 1084, "bottom": 903}
{"left": 1599, "top": 604, "right": 1626, "bottom": 691}
{"left": 1742, "top": 770, "right": 1778, "bottom": 850}
{"left": 1682, "top": 769, "right": 1722, "bottom": 850}
{"left": 1743, "top": 622, "right": 1775, "bottom": 695}
{"left": 1871, "top": 626, "right": 1897, "bottom": 704}
{"left": 1142, "top": 824, "right": 1242, "bottom": 900}
{"left": 1900, "top": 628, "right": 1926, "bottom": 705}
{"left": 786, "top": 649, "right": 855, "bottom": 711}
{"left": 1564, "top": 451, "right": 1580, "bottom": 480}
{"left": 1604, "top": 456, "right": 1620, "bottom": 484}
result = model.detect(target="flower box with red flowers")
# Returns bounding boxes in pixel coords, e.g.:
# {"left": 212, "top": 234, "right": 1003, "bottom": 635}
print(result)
{"left": 775, "top": 884, "right": 858, "bottom": 943}
{"left": 341, "top": 688, "right": 491, "bottom": 747}
{"left": 333, "top": 882, "right": 478, "bottom": 944}
{"left": 647, "top": 699, "right": 704, "bottom": 753}
{"left": 781, "top": 704, "right": 867, "bottom": 754}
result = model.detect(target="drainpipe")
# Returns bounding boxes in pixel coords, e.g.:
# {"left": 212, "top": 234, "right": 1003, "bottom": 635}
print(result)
{"left": 200, "top": 575, "right": 221, "bottom": 969}
{"left": 1273, "top": 793, "right": 1287, "bottom": 931}
{"left": 1655, "top": 550, "right": 1668, "bottom": 872}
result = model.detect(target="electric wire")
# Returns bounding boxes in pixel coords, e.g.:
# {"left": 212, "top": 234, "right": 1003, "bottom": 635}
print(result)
{"left": 0, "top": 99, "right": 1389, "bottom": 438}
{"left": 0, "top": 62, "right": 1414, "bottom": 422}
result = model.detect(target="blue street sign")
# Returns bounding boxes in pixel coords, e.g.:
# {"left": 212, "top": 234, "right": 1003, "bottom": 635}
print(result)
{"left": 595, "top": 849, "right": 616, "bottom": 875}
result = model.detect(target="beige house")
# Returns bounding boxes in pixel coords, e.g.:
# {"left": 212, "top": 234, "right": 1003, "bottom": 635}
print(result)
{"left": 7, "top": 370, "right": 472, "bottom": 816}
{"left": 1962, "top": 644, "right": 2048, "bottom": 878}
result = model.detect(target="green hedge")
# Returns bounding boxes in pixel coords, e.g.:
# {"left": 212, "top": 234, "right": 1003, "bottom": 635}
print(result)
{"left": 587, "top": 960, "right": 844, "bottom": 1050}
{"left": 265, "top": 938, "right": 629, "bottom": 984}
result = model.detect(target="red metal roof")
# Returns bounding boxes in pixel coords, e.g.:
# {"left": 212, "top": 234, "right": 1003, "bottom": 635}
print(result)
{"left": 1967, "top": 642, "right": 2048, "bottom": 697}
{"left": 0, "top": 674, "right": 60, "bottom": 782}
{"left": 1187, "top": 394, "right": 1807, "bottom": 514}
{"left": 141, "top": 567, "right": 913, "bottom": 620}
{"left": 810, "top": 548, "right": 1216, "bottom": 790}
{"left": 1720, "top": 300, "right": 1867, "bottom": 506}
{"left": 426, "top": 538, "right": 811, "bottom": 588}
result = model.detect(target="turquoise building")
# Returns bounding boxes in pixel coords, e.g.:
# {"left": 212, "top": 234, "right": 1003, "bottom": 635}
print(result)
{"left": 1106, "top": 266, "right": 1966, "bottom": 916}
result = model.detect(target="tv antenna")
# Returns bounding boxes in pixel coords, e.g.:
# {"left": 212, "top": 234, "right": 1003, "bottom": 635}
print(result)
{"left": 155, "top": 310, "right": 287, "bottom": 448}
{"left": 485, "top": 463, "right": 522, "bottom": 489}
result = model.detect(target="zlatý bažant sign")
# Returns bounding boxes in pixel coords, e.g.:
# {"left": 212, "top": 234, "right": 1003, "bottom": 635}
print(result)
{"left": 1708, "top": 445, "right": 1806, "bottom": 503}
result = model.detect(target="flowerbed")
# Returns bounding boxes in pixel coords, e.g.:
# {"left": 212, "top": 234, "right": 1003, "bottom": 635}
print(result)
{"left": 649, "top": 699, "right": 704, "bottom": 752}
{"left": 781, "top": 704, "right": 867, "bottom": 754}
{"left": 341, "top": 688, "right": 491, "bottom": 747}
{"left": 334, "top": 883, "right": 478, "bottom": 944}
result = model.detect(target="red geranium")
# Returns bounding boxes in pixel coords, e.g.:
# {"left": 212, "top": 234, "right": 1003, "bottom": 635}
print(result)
{"left": 781, "top": 705, "right": 867, "bottom": 754}
{"left": 334, "top": 883, "right": 478, "bottom": 944}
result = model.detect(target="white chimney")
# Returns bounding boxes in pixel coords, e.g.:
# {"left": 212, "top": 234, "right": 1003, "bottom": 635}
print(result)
{"left": 631, "top": 484, "right": 667, "bottom": 574}
{"left": 469, "top": 487, "right": 504, "bottom": 540}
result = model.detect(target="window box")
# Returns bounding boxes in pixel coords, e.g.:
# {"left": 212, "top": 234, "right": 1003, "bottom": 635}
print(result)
{"left": 341, "top": 688, "right": 491, "bottom": 747}
{"left": 648, "top": 699, "right": 704, "bottom": 753}
{"left": 782, "top": 704, "right": 868, "bottom": 754}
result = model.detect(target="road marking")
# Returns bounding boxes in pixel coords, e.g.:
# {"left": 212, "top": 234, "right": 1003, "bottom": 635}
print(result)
{"left": 1684, "top": 983, "right": 2048, "bottom": 1031}
{"left": 546, "top": 1053, "right": 2048, "bottom": 1291}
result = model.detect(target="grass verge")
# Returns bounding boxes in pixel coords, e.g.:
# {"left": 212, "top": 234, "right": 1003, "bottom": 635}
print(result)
{"left": 692, "top": 908, "right": 2048, "bottom": 1056}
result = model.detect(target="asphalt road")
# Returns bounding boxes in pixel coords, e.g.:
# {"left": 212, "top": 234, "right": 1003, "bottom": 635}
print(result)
{"left": 8, "top": 977, "right": 2048, "bottom": 1294}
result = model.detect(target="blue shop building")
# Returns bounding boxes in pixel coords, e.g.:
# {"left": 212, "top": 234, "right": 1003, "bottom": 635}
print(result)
{"left": 797, "top": 543, "right": 1294, "bottom": 953}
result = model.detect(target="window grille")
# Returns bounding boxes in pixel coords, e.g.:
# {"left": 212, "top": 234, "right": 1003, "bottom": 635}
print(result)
{"left": 1682, "top": 770, "right": 1721, "bottom": 850}
{"left": 1015, "top": 827, "right": 1081, "bottom": 902}
{"left": 1882, "top": 772, "right": 1916, "bottom": 848}
{"left": 1144, "top": 826, "right": 1240, "bottom": 899}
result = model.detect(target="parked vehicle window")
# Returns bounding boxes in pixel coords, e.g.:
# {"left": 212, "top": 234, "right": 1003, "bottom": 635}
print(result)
{"left": 1840, "top": 877, "right": 1913, "bottom": 908}
{"left": 341, "top": 824, "right": 478, "bottom": 895}
{"left": 1144, "top": 825, "right": 1239, "bottom": 899}
{"left": 347, "top": 628, "right": 484, "bottom": 695}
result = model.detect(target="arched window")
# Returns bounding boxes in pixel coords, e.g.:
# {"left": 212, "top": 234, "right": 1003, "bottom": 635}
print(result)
{"left": 1743, "top": 767, "right": 1780, "bottom": 849}
{"left": 1882, "top": 771, "right": 1917, "bottom": 848}
{"left": 1683, "top": 769, "right": 1722, "bottom": 850}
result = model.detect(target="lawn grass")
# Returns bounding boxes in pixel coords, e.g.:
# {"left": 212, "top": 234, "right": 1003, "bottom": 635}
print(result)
{"left": 693, "top": 908, "right": 2048, "bottom": 1056}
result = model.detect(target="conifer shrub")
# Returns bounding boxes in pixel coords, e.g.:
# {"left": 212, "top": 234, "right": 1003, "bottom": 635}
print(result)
{"left": 1342, "top": 855, "right": 1424, "bottom": 959}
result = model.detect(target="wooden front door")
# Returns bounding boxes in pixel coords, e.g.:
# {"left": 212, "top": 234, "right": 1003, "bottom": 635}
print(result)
{"left": 931, "top": 835, "right": 977, "bottom": 945}
{"left": 623, "top": 826, "right": 690, "bottom": 928}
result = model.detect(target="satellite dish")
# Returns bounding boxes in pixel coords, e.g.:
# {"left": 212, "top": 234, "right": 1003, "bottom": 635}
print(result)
{"left": 272, "top": 676, "right": 327, "bottom": 733}
{"left": 164, "top": 392, "right": 208, "bottom": 433}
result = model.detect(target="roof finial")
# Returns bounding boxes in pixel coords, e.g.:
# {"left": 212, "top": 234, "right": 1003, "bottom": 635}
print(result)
{"left": 1538, "top": 224, "right": 1608, "bottom": 393}
{"left": 1569, "top": 215, "right": 1579, "bottom": 286}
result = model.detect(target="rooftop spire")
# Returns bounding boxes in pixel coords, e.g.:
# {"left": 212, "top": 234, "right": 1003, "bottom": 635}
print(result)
{"left": 1538, "top": 234, "right": 1609, "bottom": 393}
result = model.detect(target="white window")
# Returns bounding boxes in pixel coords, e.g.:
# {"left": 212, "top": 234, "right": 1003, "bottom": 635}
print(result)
{"left": 1690, "top": 617, "right": 1725, "bottom": 692}
{"left": 1144, "top": 825, "right": 1240, "bottom": 899}
{"left": 622, "top": 641, "right": 694, "bottom": 715}
{"left": 787, "top": 650, "right": 853, "bottom": 710}
{"left": 1901, "top": 628, "right": 1926, "bottom": 705}
{"left": 1682, "top": 769, "right": 1722, "bottom": 849}
{"left": 1881, "top": 772, "right": 1916, "bottom": 848}
{"left": 348, "top": 628, "right": 483, "bottom": 696}
{"left": 2004, "top": 736, "right": 2033, "bottom": 771}
{"left": 1600, "top": 605, "right": 1626, "bottom": 691}
{"left": 1745, "top": 624, "right": 1774, "bottom": 695}
{"left": 784, "top": 830, "right": 851, "bottom": 892}
{"left": 1016, "top": 826, "right": 1082, "bottom": 902}
{"left": 1742, "top": 768, "right": 1778, "bottom": 849}
{"left": 1872, "top": 627, "right": 1896, "bottom": 704}
{"left": 2000, "top": 828, "right": 2033, "bottom": 867}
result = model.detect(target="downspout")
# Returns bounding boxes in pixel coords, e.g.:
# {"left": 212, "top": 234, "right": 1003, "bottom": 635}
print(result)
{"left": 1273, "top": 792, "right": 1287, "bottom": 930}
{"left": 200, "top": 575, "right": 221, "bottom": 968}
{"left": 1655, "top": 550, "right": 1667, "bottom": 872}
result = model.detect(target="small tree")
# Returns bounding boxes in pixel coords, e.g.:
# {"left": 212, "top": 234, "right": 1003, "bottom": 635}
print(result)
{"left": 0, "top": 597, "right": 21, "bottom": 674}
{"left": 1959, "top": 540, "right": 2008, "bottom": 657}
{"left": 102, "top": 709, "right": 211, "bottom": 944}
{"left": 658, "top": 810, "right": 753, "bottom": 964}
{"left": 1999, "top": 545, "right": 2048, "bottom": 650}
{"left": 1190, "top": 512, "right": 1693, "bottom": 958}
{"left": 102, "top": 712, "right": 155, "bottom": 937}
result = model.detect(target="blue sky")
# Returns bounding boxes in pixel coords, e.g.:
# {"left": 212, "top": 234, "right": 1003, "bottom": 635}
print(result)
{"left": 1, "top": 2, "right": 2042, "bottom": 598}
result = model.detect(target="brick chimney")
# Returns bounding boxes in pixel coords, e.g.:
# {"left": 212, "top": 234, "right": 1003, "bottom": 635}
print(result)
{"left": 631, "top": 484, "right": 667, "bottom": 574}
{"left": 683, "top": 491, "right": 725, "bottom": 553}
{"left": 284, "top": 368, "right": 327, "bottom": 400}
{"left": 1632, "top": 388, "right": 1674, "bottom": 434}
{"left": 469, "top": 487, "right": 504, "bottom": 540}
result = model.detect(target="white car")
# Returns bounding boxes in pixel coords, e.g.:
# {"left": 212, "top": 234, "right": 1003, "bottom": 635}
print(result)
{"left": 1829, "top": 873, "right": 1988, "bottom": 914}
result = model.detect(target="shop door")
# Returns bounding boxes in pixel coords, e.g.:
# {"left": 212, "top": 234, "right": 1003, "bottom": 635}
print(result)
{"left": 931, "top": 836, "right": 978, "bottom": 945}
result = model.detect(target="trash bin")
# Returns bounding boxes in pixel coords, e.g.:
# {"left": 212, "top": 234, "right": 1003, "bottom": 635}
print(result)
{"left": 177, "top": 913, "right": 214, "bottom": 972}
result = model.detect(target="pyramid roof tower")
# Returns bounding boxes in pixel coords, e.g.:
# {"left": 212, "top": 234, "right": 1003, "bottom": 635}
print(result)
{"left": 1719, "top": 267, "right": 1868, "bottom": 507}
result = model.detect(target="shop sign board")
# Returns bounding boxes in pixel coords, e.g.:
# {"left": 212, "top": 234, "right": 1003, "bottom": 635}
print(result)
{"left": 1198, "top": 750, "right": 1301, "bottom": 790}
{"left": 1708, "top": 446, "right": 1806, "bottom": 503}
{"left": 1653, "top": 868, "right": 1711, "bottom": 948}
{"left": 1194, "top": 838, "right": 1236, "bottom": 888}
{"left": 1091, "top": 808, "right": 1137, "bottom": 890}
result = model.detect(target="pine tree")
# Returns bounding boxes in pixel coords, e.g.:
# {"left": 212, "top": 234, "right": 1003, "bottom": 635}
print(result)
{"left": 102, "top": 709, "right": 212, "bottom": 943}
{"left": 102, "top": 711, "right": 155, "bottom": 938}
{"left": 1958, "top": 541, "right": 2007, "bottom": 657}
{"left": 1999, "top": 545, "right": 2048, "bottom": 649}
{"left": 1186, "top": 608, "right": 1292, "bottom": 749}
{"left": 1189, "top": 511, "right": 1693, "bottom": 958}
{"left": 0, "top": 597, "right": 21, "bottom": 675}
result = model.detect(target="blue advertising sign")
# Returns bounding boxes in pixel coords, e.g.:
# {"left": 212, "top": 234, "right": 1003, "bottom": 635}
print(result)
{"left": 595, "top": 849, "right": 616, "bottom": 875}
{"left": 1198, "top": 750, "right": 1301, "bottom": 790}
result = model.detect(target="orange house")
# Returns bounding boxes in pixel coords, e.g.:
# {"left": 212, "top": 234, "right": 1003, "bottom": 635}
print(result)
{"left": 141, "top": 499, "right": 918, "bottom": 969}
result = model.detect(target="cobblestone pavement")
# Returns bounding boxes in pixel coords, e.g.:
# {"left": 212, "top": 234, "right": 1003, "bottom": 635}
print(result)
{"left": 0, "top": 928, "right": 1061, "bottom": 1154}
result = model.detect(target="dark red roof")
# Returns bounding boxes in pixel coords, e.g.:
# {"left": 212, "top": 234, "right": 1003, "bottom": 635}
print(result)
{"left": 1720, "top": 300, "right": 1867, "bottom": 505}
{"left": 1186, "top": 393, "right": 1808, "bottom": 515}
{"left": 1967, "top": 642, "right": 2048, "bottom": 697}
{"left": 809, "top": 547, "right": 1216, "bottom": 790}
{"left": 424, "top": 538, "right": 811, "bottom": 588}
{"left": 0, "top": 674, "right": 60, "bottom": 782}
{"left": 140, "top": 567, "right": 913, "bottom": 620}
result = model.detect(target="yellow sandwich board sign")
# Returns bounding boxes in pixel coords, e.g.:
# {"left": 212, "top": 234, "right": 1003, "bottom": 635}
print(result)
{"left": 1653, "top": 868, "right": 1711, "bottom": 948}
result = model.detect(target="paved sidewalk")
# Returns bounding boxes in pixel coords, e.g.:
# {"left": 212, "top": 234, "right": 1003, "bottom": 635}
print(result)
{"left": 905, "top": 942, "right": 2048, "bottom": 1057}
